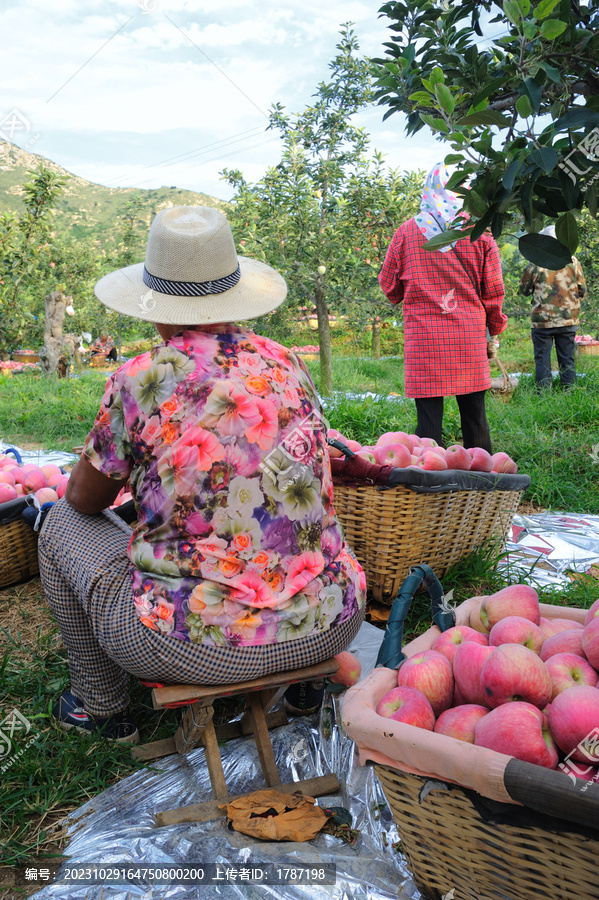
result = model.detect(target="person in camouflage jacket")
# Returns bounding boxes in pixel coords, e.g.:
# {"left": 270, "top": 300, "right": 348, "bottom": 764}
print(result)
{"left": 519, "top": 229, "right": 587, "bottom": 389}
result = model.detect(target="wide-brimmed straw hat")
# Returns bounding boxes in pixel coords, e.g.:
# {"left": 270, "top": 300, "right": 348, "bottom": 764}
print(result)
{"left": 94, "top": 206, "right": 287, "bottom": 324}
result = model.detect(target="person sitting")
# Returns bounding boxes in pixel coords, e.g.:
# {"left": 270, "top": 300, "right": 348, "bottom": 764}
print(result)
{"left": 38, "top": 206, "right": 366, "bottom": 743}
{"left": 90, "top": 332, "right": 117, "bottom": 361}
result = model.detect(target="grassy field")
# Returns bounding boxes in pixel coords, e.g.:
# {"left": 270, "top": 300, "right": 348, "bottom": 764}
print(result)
{"left": 2, "top": 318, "right": 599, "bottom": 876}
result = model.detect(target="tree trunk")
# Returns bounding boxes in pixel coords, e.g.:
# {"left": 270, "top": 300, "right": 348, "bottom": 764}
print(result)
{"left": 39, "top": 290, "right": 67, "bottom": 375}
{"left": 372, "top": 315, "right": 381, "bottom": 359}
{"left": 314, "top": 279, "right": 333, "bottom": 396}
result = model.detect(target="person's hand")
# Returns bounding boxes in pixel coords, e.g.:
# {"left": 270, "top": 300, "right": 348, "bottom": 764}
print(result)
{"left": 487, "top": 338, "right": 498, "bottom": 359}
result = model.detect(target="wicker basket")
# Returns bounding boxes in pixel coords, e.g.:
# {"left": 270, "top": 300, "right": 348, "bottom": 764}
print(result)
{"left": 577, "top": 342, "right": 599, "bottom": 356}
{"left": 343, "top": 598, "right": 599, "bottom": 900}
{"left": 333, "top": 472, "right": 525, "bottom": 604}
{"left": 375, "top": 764, "right": 599, "bottom": 900}
{"left": 0, "top": 499, "right": 39, "bottom": 589}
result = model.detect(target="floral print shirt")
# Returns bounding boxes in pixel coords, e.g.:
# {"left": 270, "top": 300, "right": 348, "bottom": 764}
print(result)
{"left": 83, "top": 326, "right": 366, "bottom": 646}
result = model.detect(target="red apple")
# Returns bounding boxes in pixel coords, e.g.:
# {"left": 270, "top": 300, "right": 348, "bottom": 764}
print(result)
{"left": 376, "top": 685, "right": 436, "bottom": 730}
{"left": 356, "top": 449, "right": 377, "bottom": 464}
{"left": 469, "top": 600, "right": 491, "bottom": 634}
{"left": 585, "top": 598, "right": 599, "bottom": 626}
{"left": 453, "top": 684, "right": 466, "bottom": 706}
{"left": 434, "top": 704, "right": 488, "bottom": 743}
{"left": 40, "top": 463, "right": 62, "bottom": 479}
{"left": 55, "top": 476, "right": 69, "bottom": 499}
{"left": 34, "top": 487, "right": 59, "bottom": 505}
{"left": 539, "top": 617, "right": 584, "bottom": 640}
{"left": 0, "top": 470, "right": 16, "bottom": 486}
{"left": 480, "top": 643, "right": 552, "bottom": 709}
{"left": 582, "top": 618, "right": 599, "bottom": 669}
{"left": 490, "top": 452, "right": 518, "bottom": 474}
{"left": 23, "top": 469, "right": 48, "bottom": 494}
{"left": 375, "top": 431, "right": 414, "bottom": 453}
{"left": 374, "top": 442, "right": 411, "bottom": 468}
{"left": 540, "top": 629, "right": 587, "bottom": 662}
{"left": 329, "top": 651, "right": 362, "bottom": 688}
{"left": 432, "top": 625, "right": 488, "bottom": 666}
{"left": 419, "top": 437, "right": 439, "bottom": 448}
{"left": 0, "top": 483, "right": 17, "bottom": 503}
{"left": 549, "top": 685, "right": 599, "bottom": 762}
{"left": 397, "top": 650, "right": 454, "bottom": 716}
{"left": 6, "top": 466, "right": 26, "bottom": 486}
{"left": 474, "top": 702, "right": 559, "bottom": 769}
{"left": 453, "top": 642, "right": 495, "bottom": 706}
{"left": 489, "top": 616, "right": 544, "bottom": 654}
{"left": 345, "top": 439, "right": 362, "bottom": 453}
{"left": 469, "top": 447, "right": 493, "bottom": 472}
{"left": 421, "top": 449, "right": 448, "bottom": 471}
{"left": 444, "top": 445, "right": 472, "bottom": 470}
{"left": 479, "top": 584, "right": 540, "bottom": 630}
{"left": 545, "top": 653, "right": 598, "bottom": 699}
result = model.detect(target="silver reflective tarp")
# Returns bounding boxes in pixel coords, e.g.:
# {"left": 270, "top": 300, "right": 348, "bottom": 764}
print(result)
{"left": 32, "top": 624, "right": 421, "bottom": 900}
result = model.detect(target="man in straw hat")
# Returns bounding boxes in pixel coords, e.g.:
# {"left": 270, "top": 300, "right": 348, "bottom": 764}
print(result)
{"left": 38, "top": 207, "right": 366, "bottom": 742}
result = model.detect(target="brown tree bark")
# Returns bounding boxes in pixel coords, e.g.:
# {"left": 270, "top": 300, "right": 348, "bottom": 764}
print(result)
{"left": 39, "top": 291, "right": 78, "bottom": 377}
{"left": 314, "top": 278, "right": 333, "bottom": 397}
{"left": 372, "top": 315, "right": 381, "bottom": 359}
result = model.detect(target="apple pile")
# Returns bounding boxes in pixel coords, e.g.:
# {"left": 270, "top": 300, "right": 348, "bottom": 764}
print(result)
{"left": 0, "top": 455, "right": 69, "bottom": 506}
{"left": 328, "top": 429, "right": 517, "bottom": 474}
{"left": 376, "top": 584, "right": 599, "bottom": 779}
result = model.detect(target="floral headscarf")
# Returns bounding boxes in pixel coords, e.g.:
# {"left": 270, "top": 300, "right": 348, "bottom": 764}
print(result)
{"left": 415, "top": 163, "right": 463, "bottom": 253}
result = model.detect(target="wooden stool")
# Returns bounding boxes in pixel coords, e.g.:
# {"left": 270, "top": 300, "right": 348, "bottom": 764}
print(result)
{"left": 133, "top": 658, "right": 340, "bottom": 826}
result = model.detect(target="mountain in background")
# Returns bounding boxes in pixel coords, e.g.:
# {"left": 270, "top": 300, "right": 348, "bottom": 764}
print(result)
{"left": 0, "top": 140, "right": 225, "bottom": 249}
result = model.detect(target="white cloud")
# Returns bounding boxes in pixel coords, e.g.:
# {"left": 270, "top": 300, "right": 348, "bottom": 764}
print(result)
{"left": 0, "top": 0, "right": 437, "bottom": 199}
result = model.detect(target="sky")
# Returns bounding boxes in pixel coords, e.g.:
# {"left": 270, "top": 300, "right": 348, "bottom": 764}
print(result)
{"left": 0, "top": 0, "right": 445, "bottom": 201}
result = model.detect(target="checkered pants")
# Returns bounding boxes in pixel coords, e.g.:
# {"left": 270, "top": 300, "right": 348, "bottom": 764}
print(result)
{"left": 38, "top": 499, "right": 364, "bottom": 717}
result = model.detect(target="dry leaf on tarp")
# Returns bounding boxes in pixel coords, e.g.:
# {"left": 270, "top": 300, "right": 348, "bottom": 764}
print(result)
{"left": 219, "top": 789, "right": 329, "bottom": 842}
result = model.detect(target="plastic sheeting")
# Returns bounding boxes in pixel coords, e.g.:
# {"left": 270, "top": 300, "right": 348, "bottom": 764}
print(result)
{"left": 501, "top": 510, "right": 599, "bottom": 586}
{"left": 0, "top": 440, "right": 79, "bottom": 469}
{"left": 31, "top": 623, "right": 421, "bottom": 900}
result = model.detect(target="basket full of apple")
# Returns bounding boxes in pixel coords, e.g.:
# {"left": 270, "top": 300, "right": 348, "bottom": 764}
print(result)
{"left": 328, "top": 429, "right": 530, "bottom": 605}
{"left": 342, "top": 578, "right": 599, "bottom": 900}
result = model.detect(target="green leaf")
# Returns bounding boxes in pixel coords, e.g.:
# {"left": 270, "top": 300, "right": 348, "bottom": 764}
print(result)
{"left": 523, "top": 20, "right": 538, "bottom": 40}
{"left": 457, "top": 110, "right": 511, "bottom": 128}
{"left": 516, "top": 95, "right": 533, "bottom": 117}
{"left": 523, "top": 77, "right": 543, "bottom": 114}
{"left": 435, "top": 84, "right": 456, "bottom": 114}
{"left": 409, "top": 91, "right": 434, "bottom": 104}
{"left": 555, "top": 211, "right": 578, "bottom": 254}
{"left": 518, "top": 232, "right": 572, "bottom": 268}
{"left": 444, "top": 153, "right": 465, "bottom": 165}
{"left": 420, "top": 114, "right": 450, "bottom": 133}
{"left": 518, "top": 0, "right": 531, "bottom": 15}
{"left": 429, "top": 67, "right": 445, "bottom": 86}
{"left": 503, "top": 158, "right": 523, "bottom": 191}
{"left": 540, "top": 19, "right": 567, "bottom": 39}
{"left": 552, "top": 109, "right": 599, "bottom": 132}
{"left": 538, "top": 60, "right": 561, "bottom": 83}
{"left": 504, "top": 0, "right": 521, "bottom": 25}
{"left": 536, "top": 0, "right": 560, "bottom": 19}
{"left": 530, "top": 146, "right": 558, "bottom": 173}
{"left": 467, "top": 190, "right": 488, "bottom": 218}
{"left": 423, "top": 228, "right": 471, "bottom": 251}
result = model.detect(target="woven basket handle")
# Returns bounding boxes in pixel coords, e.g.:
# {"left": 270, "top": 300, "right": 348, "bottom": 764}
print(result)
{"left": 375, "top": 564, "right": 456, "bottom": 670}
{"left": 4, "top": 446, "right": 23, "bottom": 464}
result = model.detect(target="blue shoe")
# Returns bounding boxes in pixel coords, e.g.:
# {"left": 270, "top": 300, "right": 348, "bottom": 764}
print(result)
{"left": 283, "top": 680, "right": 325, "bottom": 717}
{"left": 52, "top": 691, "right": 139, "bottom": 744}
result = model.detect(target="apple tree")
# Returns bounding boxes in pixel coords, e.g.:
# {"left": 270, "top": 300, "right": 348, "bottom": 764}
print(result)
{"left": 223, "top": 25, "right": 381, "bottom": 395}
{"left": 0, "top": 164, "right": 67, "bottom": 357}
{"left": 373, "top": 0, "right": 599, "bottom": 268}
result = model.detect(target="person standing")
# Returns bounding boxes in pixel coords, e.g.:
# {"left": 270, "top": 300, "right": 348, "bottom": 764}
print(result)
{"left": 519, "top": 225, "right": 587, "bottom": 390}
{"left": 378, "top": 163, "right": 507, "bottom": 453}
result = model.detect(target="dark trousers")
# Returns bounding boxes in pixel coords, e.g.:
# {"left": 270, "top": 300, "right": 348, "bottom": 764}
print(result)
{"left": 415, "top": 391, "right": 492, "bottom": 453}
{"left": 531, "top": 328, "right": 577, "bottom": 389}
